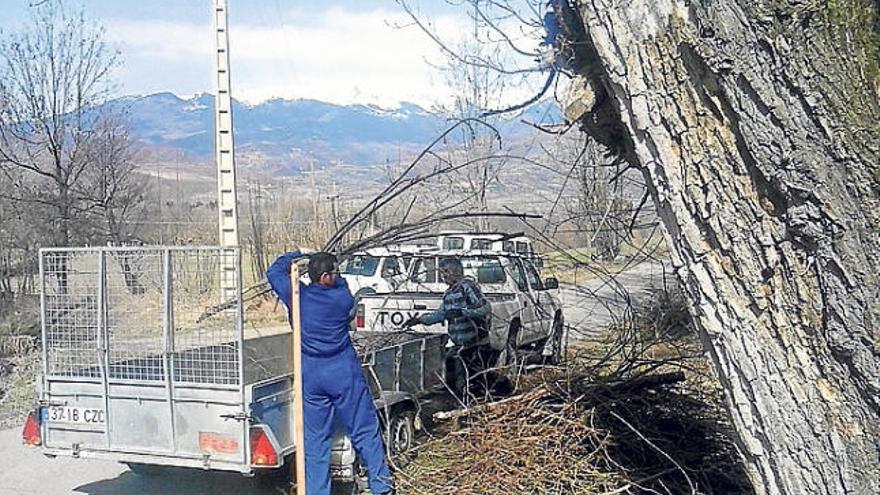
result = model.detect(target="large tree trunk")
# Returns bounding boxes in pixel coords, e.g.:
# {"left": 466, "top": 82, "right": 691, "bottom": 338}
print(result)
{"left": 560, "top": 1, "right": 879, "bottom": 493}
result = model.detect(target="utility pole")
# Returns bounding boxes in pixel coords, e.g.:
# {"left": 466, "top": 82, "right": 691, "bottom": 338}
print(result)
{"left": 327, "top": 181, "right": 340, "bottom": 232}
{"left": 213, "top": 0, "right": 239, "bottom": 302}
{"left": 308, "top": 158, "right": 319, "bottom": 242}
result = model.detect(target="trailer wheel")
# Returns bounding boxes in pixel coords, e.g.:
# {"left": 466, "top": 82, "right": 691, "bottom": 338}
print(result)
{"left": 388, "top": 410, "right": 415, "bottom": 456}
{"left": 254, "top": 463, "right": 291, "bottom": 490}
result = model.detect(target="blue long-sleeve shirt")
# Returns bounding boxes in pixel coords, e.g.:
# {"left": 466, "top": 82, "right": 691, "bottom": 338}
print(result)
{"left": 266, "top": 251, "right": 356, "bottom": 357}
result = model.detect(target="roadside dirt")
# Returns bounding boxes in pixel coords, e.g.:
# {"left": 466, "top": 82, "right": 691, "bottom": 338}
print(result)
{"left": 0, "top": 350, "right": 39, "bottom": 430}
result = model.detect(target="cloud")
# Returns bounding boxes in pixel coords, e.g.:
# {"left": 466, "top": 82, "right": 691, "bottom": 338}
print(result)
{"left": 104, "top": 7, "right": 473, "bottom": 107}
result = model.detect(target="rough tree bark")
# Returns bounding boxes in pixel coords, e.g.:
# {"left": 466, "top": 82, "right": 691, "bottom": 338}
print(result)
{"left": 559, "top": 1, "right": 879, "bottom": 494}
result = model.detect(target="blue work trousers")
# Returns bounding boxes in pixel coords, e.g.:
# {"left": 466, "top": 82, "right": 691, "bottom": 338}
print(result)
{"left": 303, "top": 346, "right": 392, "bottom": 495}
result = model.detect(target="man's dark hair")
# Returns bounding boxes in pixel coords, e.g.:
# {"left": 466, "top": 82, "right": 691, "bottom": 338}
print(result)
{"left": 438, "top": 257, "right": 463, "bottom": 276}
{"left": 308, "top": 252, "right": 338, "bottom": 283}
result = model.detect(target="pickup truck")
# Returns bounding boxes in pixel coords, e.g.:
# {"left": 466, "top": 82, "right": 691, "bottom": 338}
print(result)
{"left": 22, "top": 245, "right": 447, "bottom": 493}
{"left": 353, "top": 251, "right": 564, "bottom": 365}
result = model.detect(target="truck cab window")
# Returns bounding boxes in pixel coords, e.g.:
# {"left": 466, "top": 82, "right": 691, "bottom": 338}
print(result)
{"left": 411, "top": 257, "right": 437, "bottom": 284}
{"left": 507, "top": 258, "right": 528, "bottom": 292}
{"left": 381, "top": 257, "right": 400, "bottom": 279}
{"left": 400, "top": 256, "right": 413, "bottom": 271}
{"left": 461, "top": 257, "right": 505, "bottom": 284}
{"left": 524, "top": 262, "right": 544, "bottom": 290}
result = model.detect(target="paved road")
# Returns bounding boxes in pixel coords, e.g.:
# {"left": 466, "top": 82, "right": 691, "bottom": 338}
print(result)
{"left": 0, "top": 427, "right": 288, "bottom": 495}
{"left": 560, "top": 260, "right": 673, "bottom": 341}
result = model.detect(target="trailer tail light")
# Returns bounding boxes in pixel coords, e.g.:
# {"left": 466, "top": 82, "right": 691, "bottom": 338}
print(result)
{"left": 22, "top": 411, "right": 41, "bottom": 446}
{"left": 356, "top": 303, "right": 365, "bottom": 329}
{"left": 250, "top": 425, "right": 279, "bottom": 467}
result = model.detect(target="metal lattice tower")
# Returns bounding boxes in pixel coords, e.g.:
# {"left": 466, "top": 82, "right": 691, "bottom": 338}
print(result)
{"left": 213, "top": 0, "right": 239, "bottom": 301}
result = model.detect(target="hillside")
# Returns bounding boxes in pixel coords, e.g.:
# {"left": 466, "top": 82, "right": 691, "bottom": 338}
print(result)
{"left": 109, "top": 93, "right": 561, "bottom": 171}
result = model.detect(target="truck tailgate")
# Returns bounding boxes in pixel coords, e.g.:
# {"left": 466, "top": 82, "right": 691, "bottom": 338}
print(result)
{"left": 358, "top": 292, "right": 445, "bottom": 331}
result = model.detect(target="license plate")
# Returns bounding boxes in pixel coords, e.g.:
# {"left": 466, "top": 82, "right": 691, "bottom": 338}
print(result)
{"left": 43, "top": 406, "right": 106, "bottom": 425}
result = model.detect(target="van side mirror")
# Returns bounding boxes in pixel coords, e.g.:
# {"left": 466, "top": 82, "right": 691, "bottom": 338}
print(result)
{"left": 543, "top": 277, "right": 559, "bottom": 290}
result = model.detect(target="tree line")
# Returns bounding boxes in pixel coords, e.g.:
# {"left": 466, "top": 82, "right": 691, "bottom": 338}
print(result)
{"left": 0, "top": 1, "right": 146, "bottom": 299}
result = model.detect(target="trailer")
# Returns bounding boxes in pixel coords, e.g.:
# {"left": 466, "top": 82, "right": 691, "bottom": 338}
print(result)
{"left": 23, "top": 246, "right": 447, "bottom": 487}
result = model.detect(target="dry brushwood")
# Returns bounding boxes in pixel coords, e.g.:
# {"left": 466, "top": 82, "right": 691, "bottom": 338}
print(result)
{"left": 433, "top": 371, "right": 684, "bottom": 422}
{"left": 397, "top": 366, "right": 750, "bottom": 495}
{"left": 398, "top": 377, "right": 627, "bottom": 495}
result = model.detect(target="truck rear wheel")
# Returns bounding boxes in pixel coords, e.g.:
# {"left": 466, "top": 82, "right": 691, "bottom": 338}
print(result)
{"left": 541, "top": 314, "right": 565, "bottom": 365}
{"left": 496, "top": 321, "right": 521, "bottom": 369}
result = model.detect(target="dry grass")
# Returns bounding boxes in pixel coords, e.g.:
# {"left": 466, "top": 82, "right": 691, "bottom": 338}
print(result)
{"left": 0, "top": 350, "right": 40, "bottom": 429}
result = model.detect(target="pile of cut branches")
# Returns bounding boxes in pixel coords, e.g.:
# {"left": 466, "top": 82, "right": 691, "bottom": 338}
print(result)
{"left": 398, "top": 379, "right": 626, "bottom": 494}
{"left": 395, "top": 287, "right": 753, "bottom": 494}
{"left": 397, "top": 365, "right": 750, "bottom": 494}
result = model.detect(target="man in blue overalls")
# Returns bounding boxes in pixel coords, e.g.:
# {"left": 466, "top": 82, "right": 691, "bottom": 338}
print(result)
{"left": 267, "top": 251, "right": 394, "bottom": 495}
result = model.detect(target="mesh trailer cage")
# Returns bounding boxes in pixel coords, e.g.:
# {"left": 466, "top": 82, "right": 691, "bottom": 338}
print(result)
{"left": 39, "top": 246, "right": 244, "bottom": 386}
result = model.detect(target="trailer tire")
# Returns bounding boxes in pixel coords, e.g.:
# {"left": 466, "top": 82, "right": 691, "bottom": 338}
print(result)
{"left": 254, "top": 464, "right": 290, "bottom": 490}
{"left": 387, "top": 409, "right": 415, "bottom": 458}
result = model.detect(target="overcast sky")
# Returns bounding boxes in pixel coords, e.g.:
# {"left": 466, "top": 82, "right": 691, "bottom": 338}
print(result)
{"left": 0, "top": 0, "right": 546, "bottom": 108}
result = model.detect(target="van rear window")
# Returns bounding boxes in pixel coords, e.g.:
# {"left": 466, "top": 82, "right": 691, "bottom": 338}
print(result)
{"left": 340, "top": 255, "right": 379, "bottom": 277}
{"left": 470, "top": 238, "right": 493, "bottom": 250}
{"left": 442, "top": 237, "right": 464, "bottom": 250}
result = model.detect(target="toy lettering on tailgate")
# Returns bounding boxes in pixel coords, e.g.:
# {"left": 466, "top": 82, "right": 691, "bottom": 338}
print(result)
{"left": 377, "top": 310, "right": 424, "bottom": 326}
{"left": 199, "top": 432, "right": 240, "bottom": 453}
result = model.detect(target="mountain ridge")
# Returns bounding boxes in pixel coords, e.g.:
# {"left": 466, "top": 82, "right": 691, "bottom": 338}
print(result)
{"left": 108, "top": 92, "right": 561, "bottom": 171}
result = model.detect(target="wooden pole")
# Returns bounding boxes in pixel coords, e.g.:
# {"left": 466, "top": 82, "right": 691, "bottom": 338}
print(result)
{"left": 289, "top": 263, "right": 306, "bottom": 495}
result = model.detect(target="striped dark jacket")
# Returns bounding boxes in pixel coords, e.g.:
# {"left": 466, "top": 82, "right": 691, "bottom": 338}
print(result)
{"left": 419, "top": 277, "right": 491, "bottom": 346}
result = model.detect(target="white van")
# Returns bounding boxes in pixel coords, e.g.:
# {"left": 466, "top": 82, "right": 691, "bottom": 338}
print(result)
{"left": 339, "top": 245, "right": 430, "bottom": 298}
{"left": 436, "top": 231, "right": 543, "bottom": 270}
{"left": 436, "top": 231, "right": 505, "bottom": 251}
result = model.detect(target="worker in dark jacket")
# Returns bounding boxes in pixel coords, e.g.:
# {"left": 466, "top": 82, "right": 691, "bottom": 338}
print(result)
{"left": 404, "top": 257, "right": 492, "bottom": 399}
{"left": 266, "top": 251, "right": 393, "bottom": 495}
